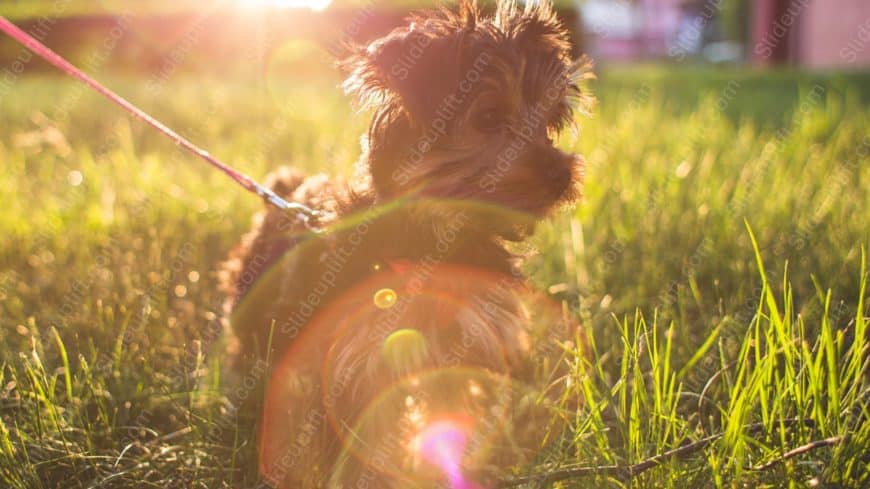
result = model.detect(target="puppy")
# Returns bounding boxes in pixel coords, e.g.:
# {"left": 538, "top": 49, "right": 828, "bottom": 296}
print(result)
{"left": 221, "top": 1, "right": 592, "bottom": 487}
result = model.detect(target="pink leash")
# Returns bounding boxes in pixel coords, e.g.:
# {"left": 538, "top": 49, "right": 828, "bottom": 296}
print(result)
{"left": 0, "top": 15, "right": 322, "bottom": 228}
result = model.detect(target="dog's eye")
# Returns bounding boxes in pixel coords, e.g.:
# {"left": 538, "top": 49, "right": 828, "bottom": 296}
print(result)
{"left": 473, "top": 109, "right": 506, "bottom": 133}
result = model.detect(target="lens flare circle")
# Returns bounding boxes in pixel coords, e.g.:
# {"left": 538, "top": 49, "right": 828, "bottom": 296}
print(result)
{"left": 415, "top": 420, "right": 485, "bottom": 489}
{"left": 373, "top": 287, "right": 398, "bottom": 309}
{"left": 253, "top": 200, "right": 572, "bottom": 486}
{"left": 329, "top": 367, "right": 516, "bottom": 486}
{"left": 382, "top": 328, "right": 429, "bottom": 372}
{"left": 417, "top": 420, "right": 467, "bottom": 472}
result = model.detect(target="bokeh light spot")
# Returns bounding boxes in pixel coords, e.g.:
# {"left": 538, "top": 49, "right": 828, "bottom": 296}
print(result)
{"left": 67, "top": 170, "right": 83, "bottom": 186}
{"left": 373, "top": 288, "right": 398, "bottom": 309}
{"left": 382, "top": 328, "right": 428, "bottom": 372}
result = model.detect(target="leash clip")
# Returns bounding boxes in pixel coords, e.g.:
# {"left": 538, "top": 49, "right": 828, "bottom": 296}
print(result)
{"left": 255, "top": 183, "right": 326, "bottom": 232}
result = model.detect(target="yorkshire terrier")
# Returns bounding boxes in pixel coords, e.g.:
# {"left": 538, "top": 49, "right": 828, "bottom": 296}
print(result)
{"left": 221, "top": 1, "right": 593, "bottom": 487}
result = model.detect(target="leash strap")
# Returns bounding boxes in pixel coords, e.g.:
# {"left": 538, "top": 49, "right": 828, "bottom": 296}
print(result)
{"left": 0, "top": 15, "right": 322, "bottom": 228}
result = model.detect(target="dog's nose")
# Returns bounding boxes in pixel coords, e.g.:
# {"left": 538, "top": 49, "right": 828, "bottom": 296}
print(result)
{"left": 539, "top": 147, "right": 576, "bottom": 179}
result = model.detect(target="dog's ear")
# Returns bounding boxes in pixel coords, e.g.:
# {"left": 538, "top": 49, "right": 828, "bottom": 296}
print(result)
{"left": 497, "top": 0, "right": 571, "bottom": 59}
{"left": 341, "top": 2, "right": 479, "bottom": 120}
{"left": 497, "top": 0, "right": 593, "bottom": 131}
{"left": 341, "top": 28, "right": 451, "bottom": 118}
{"left": 341, "top": 25, "right": 429, "bottom": 108}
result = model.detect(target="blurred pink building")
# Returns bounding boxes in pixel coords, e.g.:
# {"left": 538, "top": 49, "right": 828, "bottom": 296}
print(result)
{"left": 580, "top": 0, "right": 870, "bottom": 68}
{"left": 752, "top": 0, "right": 870, "bottom": 68}
{"left": 579, "top": 0, "right": 687, "bottom": 61}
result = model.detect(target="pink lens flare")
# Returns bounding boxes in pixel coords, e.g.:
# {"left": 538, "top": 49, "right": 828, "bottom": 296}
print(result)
{"left": 416, "top": 420, "right": 484, "bottom": 489}
{"left": 256, "top": 261, "right": 565, "bottom": 485}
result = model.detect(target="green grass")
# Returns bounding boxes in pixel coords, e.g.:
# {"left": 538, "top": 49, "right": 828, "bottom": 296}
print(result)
{"left": 0, "top": 66, "right": 868, "bottom": 488}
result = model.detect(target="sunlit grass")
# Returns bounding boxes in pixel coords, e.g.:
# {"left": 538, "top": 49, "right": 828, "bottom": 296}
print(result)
{"left": 0, "top": 68, "right": 868, "bottom": 487}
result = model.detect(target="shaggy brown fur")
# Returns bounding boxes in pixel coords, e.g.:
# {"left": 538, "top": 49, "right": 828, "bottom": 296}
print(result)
{"left": 220, "top": 1, "right": 592, "bottom": 487}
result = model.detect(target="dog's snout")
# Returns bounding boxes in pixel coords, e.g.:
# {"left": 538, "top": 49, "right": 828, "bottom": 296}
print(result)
{"left": 532, "top": 144, "right": 575, "bottom": 175}
{"left": 546, "top": 161, "right": 572, "bottom": 182}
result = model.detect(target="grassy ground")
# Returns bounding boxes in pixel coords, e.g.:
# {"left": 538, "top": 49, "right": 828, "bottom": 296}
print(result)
{"left": 0, "top": 66, "right": 868, "bottom": 488}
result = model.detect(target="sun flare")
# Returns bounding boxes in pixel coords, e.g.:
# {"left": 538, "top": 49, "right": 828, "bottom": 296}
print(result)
{"left": 236, "top": 0, "right": 332, "bottom": 12}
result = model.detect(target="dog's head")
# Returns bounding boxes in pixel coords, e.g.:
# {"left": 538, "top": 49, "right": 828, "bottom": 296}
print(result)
{"left": 343, "top": 0, "right": 593, "bottom": 232}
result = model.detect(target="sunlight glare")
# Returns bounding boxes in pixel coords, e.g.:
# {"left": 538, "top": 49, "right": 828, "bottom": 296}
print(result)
{"left": 236, "top": 0, "right": 332, "bottom": 12}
